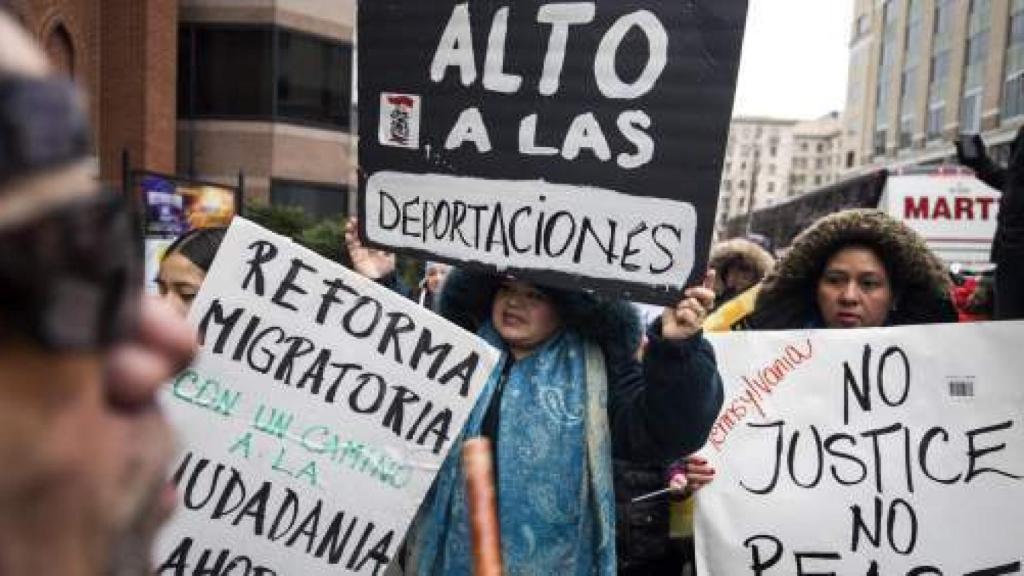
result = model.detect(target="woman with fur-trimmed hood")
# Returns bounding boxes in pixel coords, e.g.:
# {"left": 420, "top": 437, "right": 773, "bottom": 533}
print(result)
{"left": 671, "top": 210, "right": 958, "bottom": 520}
{"left": 344, "top": 221, "right": 724, "bottom": 576}
{"left": 747, "top": 209, "right": 957, "bottom": 330}
{"left": 708, "top": 238, "right": 775, "bottom": 306}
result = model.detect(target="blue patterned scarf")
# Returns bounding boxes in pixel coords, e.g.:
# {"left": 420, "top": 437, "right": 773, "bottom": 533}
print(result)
{"left": 409, "top": 321, "right": 616, "bottom": 576}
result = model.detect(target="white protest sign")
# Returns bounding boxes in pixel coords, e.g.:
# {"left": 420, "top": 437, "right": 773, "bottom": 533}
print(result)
{"left": 155, "top": 218, "right": 500, "bottom": 576}
{"left": 696, "top": 322, "right": 1024, "bottom": 576}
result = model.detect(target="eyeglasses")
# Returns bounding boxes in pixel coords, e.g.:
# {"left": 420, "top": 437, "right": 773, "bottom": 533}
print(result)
{"left": 0, "top": 189, "right": 141, "bottom": 350}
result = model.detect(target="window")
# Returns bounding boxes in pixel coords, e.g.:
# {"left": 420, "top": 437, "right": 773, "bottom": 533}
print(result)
{"left": 179, "top": 24, "right": 353, "bottom": 130}
{"left": 768, "top": 164, "right": 776, "bottom": 176}
{"left": 855, "top": 14, "right": 870, "bottom": 40}
{"left": 724, "top": 180, "right": 732, "bottom": 191}
{"left": 270, "top": 179, "right": 347, "bottom": 220}
{"left": 181, "top": 26, "right": 274, "bottom": 117}
{"left": 961, "top": 0, "right": 991, "bottom": 127}
{"left": 739, "top": 180, "right": 747, "bottom": 189}
{"left": 815, "top": 158, "right": 824, "bottom": 169}
{"left": 874, "top": 128, "right": 888, "bottom": 156}
{"left": 905, "top": 0, "right": 925, "bottom": 62}
{"left": 45, "top": 25, "right": 75, "bottom": 77}
{"left": 767, "top": 182, "right": 775, "bottom": 193}
{"left": 929, "top": 100, "right": 942, "bottom": 139}
{"left": 901, "top": 0, "right": 923, "bottom": 149}
{"left": 899, "top": 68, "right": 917, "bottom": 145}
{"left": 1004, "top": 73, "right": 1024, "bottom": 120}
{"left": 816, "top": 143, "right": 824, "bottom": 153}
{"left": 876, "top": 1, "right": 899, "bottom": 131}
{"left": 1003, "top": 0, "right": 1024, "bottom": 119}
{"left": 814, "top": 175, "right": 822, "bottom": 185}
{"left": 899, "top": 114, "right": 914, "bottom": 149}
{"left": 769, "top": 146, "right": 777, "bottom": 157}
{"left": 800, "top": 142, "right": 809, "bottom": 152}
{"left": 962, "top": 89, "right": 983, "bottom": 133}
{"left": 846, "top": 151, "right": 855, "bottom": 168}
{"left": 277, "top": 30, "right": 352, "bottom": 127}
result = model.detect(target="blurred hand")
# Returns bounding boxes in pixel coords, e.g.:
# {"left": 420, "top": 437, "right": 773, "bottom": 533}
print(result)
{"left": 344, "top": 217, "right": 396, "bottom": 280}
{"left": 662, "top": 270, "right": 716, "bottom": 340}
{"left": 668, "top": 472, "right": 688, "bottom": 495}
{"left": 680, "top": 455, "right": 716, "bottom": 496}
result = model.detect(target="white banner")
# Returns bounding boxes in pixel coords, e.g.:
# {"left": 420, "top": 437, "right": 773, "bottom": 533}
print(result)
{"left": 696, "top": 322, "right": 1024, "bottom": 576}
{"left": 155, "top": 218, "right": 500, "bottom": 576}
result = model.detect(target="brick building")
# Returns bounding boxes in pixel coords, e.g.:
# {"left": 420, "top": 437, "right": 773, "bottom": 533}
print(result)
{"left": 7, "top": 0, "right": 355, "bottom": 221}
{"left": 6, "top": 0, "right": 177, "bottom": 185}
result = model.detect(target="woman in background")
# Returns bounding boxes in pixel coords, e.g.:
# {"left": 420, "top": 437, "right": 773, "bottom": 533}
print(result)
{"left": 155, "top": 227, "right": 227, "bottom": 316}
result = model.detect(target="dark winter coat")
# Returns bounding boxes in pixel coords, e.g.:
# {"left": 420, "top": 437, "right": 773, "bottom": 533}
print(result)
{"left": 437, "top": 269, "right": 725, "bottom": 463}
{"left": 748, "top": 209, "right": 958, "bottom": 330}
{"left": 994, "top": 127, "right": 1024, "bottom": 319}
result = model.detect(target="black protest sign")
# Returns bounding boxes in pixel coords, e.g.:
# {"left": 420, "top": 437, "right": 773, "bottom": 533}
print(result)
{"left": 358, "top": 1, "right": 747, "bottom": 304}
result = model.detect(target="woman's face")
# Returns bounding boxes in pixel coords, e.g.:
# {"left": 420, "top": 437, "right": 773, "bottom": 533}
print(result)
{"left": 491, "top": 280, "right": 562, "bottom": 359}
{"left": 816, "top": 246, "right": 894, "bottom": 328}
{"left": 157, "top": 253, "right": 206, "bottom": 317}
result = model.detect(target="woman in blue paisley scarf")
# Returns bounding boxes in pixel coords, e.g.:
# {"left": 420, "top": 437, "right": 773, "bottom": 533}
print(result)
{"left": 345, "top": 220, "right": 724, "bottom": 576}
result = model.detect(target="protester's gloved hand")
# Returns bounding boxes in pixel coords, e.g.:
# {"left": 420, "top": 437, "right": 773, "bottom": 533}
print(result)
{"left": 344, "top": 217, "right": 397, "bottom": 280}
{"left": 956, "top": 134, "right": 1007, "bottom": 192}
{"left": 661, "top": 270, "right": 716, "bottom": 340}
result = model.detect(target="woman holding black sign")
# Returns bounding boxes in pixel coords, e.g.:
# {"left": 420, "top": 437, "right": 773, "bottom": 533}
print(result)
{"left": 345, "top": 219, "right": 724, "bottom": 576}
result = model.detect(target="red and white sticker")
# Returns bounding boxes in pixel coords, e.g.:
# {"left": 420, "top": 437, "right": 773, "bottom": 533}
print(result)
{"left": 378, "top": 93, "right": 421, "bottom": 150}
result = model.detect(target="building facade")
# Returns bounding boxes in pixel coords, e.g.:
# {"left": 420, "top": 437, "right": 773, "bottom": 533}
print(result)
{"left": 177, "top": 0, "right": 355, "bottom": 219}
{"left": 847, "top": 0, "right": 1023, "bottom": 172}
{"left": 6, "top": 0, "right": 178, "bottom": 185}
{"left": 716, "top": 113, "right": 842, "bottom": 233}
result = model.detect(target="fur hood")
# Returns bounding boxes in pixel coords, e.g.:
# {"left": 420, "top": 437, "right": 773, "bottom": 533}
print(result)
{"left": 437, "top": 268, "right": 643, "bottom": 360}
{"left": 709, "top": 238, "right": 775, "bottom": 285}
{"left": 748, "top": 209, "right": 957, "bottom": 329}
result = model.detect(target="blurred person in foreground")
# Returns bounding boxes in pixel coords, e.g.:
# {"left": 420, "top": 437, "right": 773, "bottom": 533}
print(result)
{"left": 0, "top": 12, "right": 195, "bottom": 575}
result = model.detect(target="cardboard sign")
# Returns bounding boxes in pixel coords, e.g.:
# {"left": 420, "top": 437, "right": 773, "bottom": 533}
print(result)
{"left": 358, "top": 1, "right": 747, "bottom": 304}
{"left": 155, "top": 218, "right": 500, "bottom": 576}
{"left": 695, "top": 323, "right": 1024, "bottom": 576}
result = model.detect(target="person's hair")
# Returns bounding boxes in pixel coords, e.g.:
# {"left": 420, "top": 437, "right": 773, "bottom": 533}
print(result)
{"left": 162, "top": 227, "right": 227, "bottom": 272}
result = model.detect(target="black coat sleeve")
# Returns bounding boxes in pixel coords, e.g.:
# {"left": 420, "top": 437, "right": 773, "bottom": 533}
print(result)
{"left": 995, "top": 127, "right": 1024, "bottom": 319}
{"left": 606, "top": 318, "right": 724, "bottom": 463}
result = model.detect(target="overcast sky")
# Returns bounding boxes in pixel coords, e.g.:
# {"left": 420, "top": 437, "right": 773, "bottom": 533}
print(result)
{"left": 731, "top": 0, "right": 854, "bottom": 120}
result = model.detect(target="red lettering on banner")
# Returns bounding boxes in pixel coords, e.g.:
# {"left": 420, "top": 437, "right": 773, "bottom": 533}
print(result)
{"left": 903, "top": 196, "right": 999, "bottom": 221}
{"left": 709, "top": 339, "right": 815, "bottom": 452}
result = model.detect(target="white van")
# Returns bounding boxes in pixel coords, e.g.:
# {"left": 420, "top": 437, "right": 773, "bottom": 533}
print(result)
{"left": 877, "top": 166, "right": 1001, "bottom": 265}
